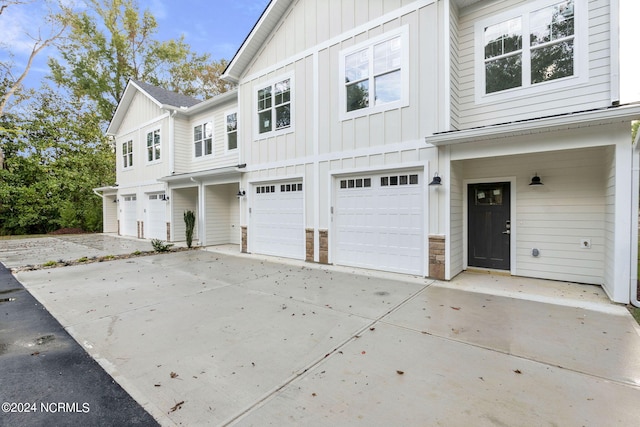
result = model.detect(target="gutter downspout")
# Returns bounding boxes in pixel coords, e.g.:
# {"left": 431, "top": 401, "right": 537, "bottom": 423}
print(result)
{"left": 631, "top": 133, "right": 640, "bottom": 307}
{"left": 92, "top": 189, "right": 104, "bottom": 199}
{"left": 169, "top": 110, "right": 177, "bottom": 175}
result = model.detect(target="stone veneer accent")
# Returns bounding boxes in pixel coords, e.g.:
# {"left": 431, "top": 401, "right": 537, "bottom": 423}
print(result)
{"left": 305, "top": 228, "right": 314, "bottom": 262}
{"left": 241, "top": 226, "right": 247, "bottom": 253}
{"left": 166, "top": 222, "right": 171, "bottom": 241}
{"left": 318, "top": 229, "right": 328, "bottom": 264}
{"left": 428, "top": 235, "right": 446, "bottom": 280}
{"left": 117, "top": 220, "right": 120, "bottom": 236}
{"left": 137, "top": 221, "right": 143, "bottom": 239}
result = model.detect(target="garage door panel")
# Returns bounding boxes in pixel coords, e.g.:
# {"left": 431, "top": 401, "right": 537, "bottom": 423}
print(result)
{"left": 121, "top": 195, "right": 137, "bottom": 237}
{"left": 334, "top": 172, "right": 424, "bottom": 275}
{"left": 146, "top": 193, "right": 166, "bottom": 240}
{"left": 252, "top": 182, "right": 304, "bottom": 259}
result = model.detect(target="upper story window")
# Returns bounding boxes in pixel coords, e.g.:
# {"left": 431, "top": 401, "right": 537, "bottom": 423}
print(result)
{"left": 146, "top": 129, "right": 160, "bottom": 162}
{"left": 194, "top": 121, "right": 213, "bottom": 158}
{"left": 226, "top": 111, "right": 238, "bottom": 151}
{"left": 122, "top": 140, "right": 133, "bottom": 169}
{"left": 476, "top": 0, "right": 584, "bottom": 102}
{"left": 255, "top": 75, "right": 293, "bottom": 138}
{"left": 339, "top": 26, "right": 409, "bottom": 120}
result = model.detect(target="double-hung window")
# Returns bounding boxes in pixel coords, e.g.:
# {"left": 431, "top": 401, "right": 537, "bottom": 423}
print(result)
{"left": 256, "top": 76, "right": 292, "bottom": 137}
{"left": 146, "top": 129, "right": 160, "bottom": 162}
{"left": 226, "top": 112, "right": 238, "bottom": 151}
{"left": 340, "top": 27, "right": 409, "bottom": 119}
{"left": 477, "top": 0, "right": 582, "bottom": 100}
{"left": 122, "top": 140, "right": 133, "bottom": 169}
{"left": 194, "top": 121, "right": 213, "bottom": 158}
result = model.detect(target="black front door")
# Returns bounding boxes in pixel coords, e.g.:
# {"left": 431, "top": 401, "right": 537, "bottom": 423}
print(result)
{"left": 468, "top": 182, "right": 510, "bottom": 270}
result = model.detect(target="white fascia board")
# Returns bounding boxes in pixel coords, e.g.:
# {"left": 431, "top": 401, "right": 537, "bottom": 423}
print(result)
{"left": 158, "top": 166, "right": 245, "bottom": 183}
{"left": 426, "top": 104, "right": 640, "bottom": 146}
{"left": 163, "top": 89, "right": 238, "bottom": 116}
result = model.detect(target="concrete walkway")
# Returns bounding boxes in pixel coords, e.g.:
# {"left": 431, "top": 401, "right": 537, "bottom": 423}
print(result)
{"left": 3, "top": 235, "right": 640, "bottom": 425}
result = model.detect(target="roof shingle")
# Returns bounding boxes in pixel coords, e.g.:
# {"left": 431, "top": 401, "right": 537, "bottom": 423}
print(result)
{"left": 132, "top": 80, "right": 202, "bottom": 108}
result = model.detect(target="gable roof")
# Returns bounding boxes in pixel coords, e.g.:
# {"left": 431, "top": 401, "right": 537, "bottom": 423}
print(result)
{"left": 107, "top": 80, "right": 203, "bottom": 136}
{"left": 131, "top": 80, "right": 202, "bottom": 109}
{"left": 222, "top": 0, "right": 293, "bottom": 83}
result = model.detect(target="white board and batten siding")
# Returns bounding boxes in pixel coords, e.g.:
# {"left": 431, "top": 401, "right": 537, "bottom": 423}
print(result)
{"left": 453, "top": 0, "right": 612, "bottom": 129}
{"left": 333, "top": 170, "right": 425, "bottom": 275}
{"left": 452, "top": 144, "right": 611, "bottom": 285}
{"left": 250, "top": 181, "right": 305, "bottom": 259}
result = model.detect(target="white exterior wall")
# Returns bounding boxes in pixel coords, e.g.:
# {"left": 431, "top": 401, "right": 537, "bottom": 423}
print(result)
{"left": 447, "top": 123, "right": 629, "bottom": 292}
{"left": 238, "top": 1, "right": 441, "bottom": 263}
{"left": 171, "top": 186, "right": 198, "bottom": 242}
{"left": 173, "top": 100, "right": 240, "bottom": 175}
{"left": 453, "top": 0, "right": 612, "bottom": 129}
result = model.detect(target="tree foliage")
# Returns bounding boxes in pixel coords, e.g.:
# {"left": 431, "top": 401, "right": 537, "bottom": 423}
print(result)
{"left": 0, "top": 87, "right": 114, "bottom": 234}
{"left": 49, "top": 0, "right": 232, "bottom": 124}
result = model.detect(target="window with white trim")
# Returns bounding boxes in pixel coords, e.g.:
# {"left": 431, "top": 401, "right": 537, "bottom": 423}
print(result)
{"left": 146, "top": 129, "right": 161, "bottom": 162}
{"left": 256, "top": 77, "right": 291, "bottom": 136}
{"left": 193, "top": 121, "right": 213, "bottom": 158}
{"left": 226, "top": 112, "right": 238, "bottom": 151}
{"left": 122, "top": 140, "right": 133, "bottom": 169}
{"left": 477, "top": 0, "right": 581, "bottom": 99}
{"left": 340, "top": 27, "right": 409, "bottom": 119}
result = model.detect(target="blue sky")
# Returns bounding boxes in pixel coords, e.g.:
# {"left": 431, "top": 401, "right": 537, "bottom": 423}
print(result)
{"left": 0, "top": 0, "right": 270, "bottom": 90}
{"left": 1, "top": 0, "right": 639, "bottom": 102}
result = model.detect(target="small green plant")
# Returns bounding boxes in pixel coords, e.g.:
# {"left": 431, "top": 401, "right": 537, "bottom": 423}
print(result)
{"left": 105, "top": 255, "right": 115, "bottom": 260}
{"left": 43, "top": 260, "right": 57, "bottom": 267}
{"left": 184, "top": 210, "right": 196, "bottom": 248}
{"left": 132, "top": 250, "right": 142, "bottom": 256}
{"left": 151, "top": 239, "right": 174, "bottom": 252}
{"left": 78, "top": 257, "right": 89, "bottom": 262}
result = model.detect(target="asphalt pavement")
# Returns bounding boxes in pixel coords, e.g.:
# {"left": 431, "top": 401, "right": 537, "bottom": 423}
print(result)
{"left": 0, "top": 263, "right": 159, "bottom": 427}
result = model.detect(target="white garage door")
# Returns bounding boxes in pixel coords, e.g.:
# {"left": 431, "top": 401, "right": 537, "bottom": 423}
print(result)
{"left": 121, "top": 195, "right": 137, "bottom": 237}
{"left": 252, "top": 181, "right": 304, "bottom": 259}
{"left": 146, "top": 193, "right": 167, "bottom": 240}
{"left": 334, "top": 172, "right": 424, "bottom": 275}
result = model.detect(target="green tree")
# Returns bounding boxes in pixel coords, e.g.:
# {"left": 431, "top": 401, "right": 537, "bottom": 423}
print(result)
{"left": 633, "top": 120, "right": 639, "bottom": 143}
{"left": 49, "top": 0, "right": 232, "bottom": 124}
{"left": 0, "top": 87, "right": 114, "bottom": 234}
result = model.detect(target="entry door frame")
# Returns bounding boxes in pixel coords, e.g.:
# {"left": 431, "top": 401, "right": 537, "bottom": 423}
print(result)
{"left": 462, "top": 176, "right": 517, "bottom": 274}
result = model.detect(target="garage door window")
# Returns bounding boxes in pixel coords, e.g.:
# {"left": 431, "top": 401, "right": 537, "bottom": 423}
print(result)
{"left": 380, "top": 174, "right": 418, "bottom": 186}
{"left": 339, "top": 178, "right": 372, "bottom": 189}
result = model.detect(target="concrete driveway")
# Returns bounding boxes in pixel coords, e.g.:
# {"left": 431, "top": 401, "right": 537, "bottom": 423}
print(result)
{"left": 4, "top": 235, "right": 640, "bottom": 425}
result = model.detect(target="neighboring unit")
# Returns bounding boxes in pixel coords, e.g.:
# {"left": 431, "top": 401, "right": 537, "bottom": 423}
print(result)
{"left": 96, "top": 0, "right": 640, "bottom": 305}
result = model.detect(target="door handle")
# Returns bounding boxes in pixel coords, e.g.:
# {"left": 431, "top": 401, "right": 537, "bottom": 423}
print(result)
{"left": 502, "top": 230, "right": 511, "bottom": 235}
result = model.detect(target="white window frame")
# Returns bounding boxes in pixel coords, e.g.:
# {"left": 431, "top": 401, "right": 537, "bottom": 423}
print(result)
{"left": 122, "top": 140, "right": 133, "bottom": 169}
{"left": 146, "top": 129, "right": 161, "bottom": 163}
{"left": 253, "top": 73, "right": 295, "bottom": 140}
{"left": 474, "top": 0, "right": 587, "bottom": 104}
{"left": 193, "top": 119, "right": 214, "bottom": 159}
{"left": 225, "top": 109, "right": 238, "bottom": 153}
{"left": 339, "top": 26, "right": 409, "bottom": 121}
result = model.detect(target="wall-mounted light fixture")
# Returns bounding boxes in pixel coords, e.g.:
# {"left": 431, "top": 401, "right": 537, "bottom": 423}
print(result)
{"left": 160, "top": 194, "right": 170, "bottom": 201}
{"left": 113, "top": 198, "right": 119, "bottom": 203}
{"left": 529, "top": 173, "right": 544, "bottom": 186}
{"left": 428, "top": 172, "right": 442, "bottom": 186}
{"left": 236, "top": 190, "right": 246, "bottom": 199}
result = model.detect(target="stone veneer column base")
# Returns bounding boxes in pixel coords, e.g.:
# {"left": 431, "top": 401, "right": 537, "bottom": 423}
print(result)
{"left": 305, "top": 228, "right": 314, "bottom": 262}
{"left": 428, "top": 235, "right": 446, "bottom": 280}
{"left": 166, "top": 222, "right": 171, "bottom": 241}
{"left": 137, "top": 221, "right": 143, "bottom": 239}
{"left": 319, "top": 229, "right": 329, "bottom": 264}
{"left": 117, "top": 220, "right": 120, "bottom": 236}
{"left": 241, "top": 226, "right": 247, "bottom": 253}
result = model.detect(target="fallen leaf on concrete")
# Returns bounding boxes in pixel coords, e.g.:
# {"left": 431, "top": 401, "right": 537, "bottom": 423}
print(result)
{"left": 169, "top": 401, "right": 184, "bottom": 413}
{"left": 31, "top": 351, "right": 40, "bottom": 356}
{"left": 396, "top": 370, "right": 404, "bottom": 375}
{"left": 513, "top": 369, "right": 522, "bottom": 374}
{"left": 450, "top": 306, "right": 461, "bottom": 310}
{"left": 361, "top": 351, "right": 366, "bottom": 355}
{"left": 479, "top": 377, "right": 484, "bottom": 381}
{"left": 369, "top": 327, "right": 375, "bottom": 331}
{"left": 312, "top": 393, "right": 317, "bottom": 397}
{"left": 154, "top": 384, "right": 161, "bottom": 387}
{"left": 170, "top": 372, "right": 178, "bottom": 378}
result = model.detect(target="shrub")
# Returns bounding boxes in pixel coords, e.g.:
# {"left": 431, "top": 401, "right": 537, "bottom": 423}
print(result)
{"left": 151, "top": 239, "right": 173, "bottom": 252}
{"left": 184, "top": 210, "right": 196, "bottom": 248}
